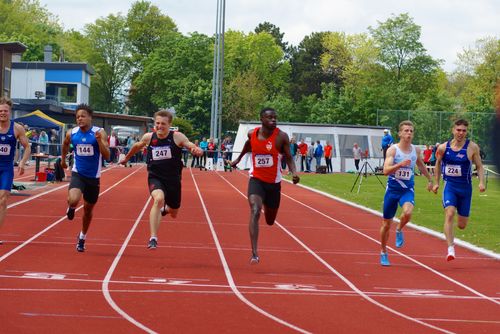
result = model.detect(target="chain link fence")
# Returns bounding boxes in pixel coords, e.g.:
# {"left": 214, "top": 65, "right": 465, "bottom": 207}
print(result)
{"left": 377, "top": 110, "right": 496, "bottom": 162}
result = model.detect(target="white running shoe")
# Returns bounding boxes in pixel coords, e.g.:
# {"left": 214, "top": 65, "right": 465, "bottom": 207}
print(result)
{"left": 446, "top": 246, "right": 455, "bottom": 261}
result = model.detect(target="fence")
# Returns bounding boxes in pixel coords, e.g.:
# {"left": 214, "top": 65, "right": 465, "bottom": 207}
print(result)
{"left": 377, "top": 109, "right": 496, "bottom": 162}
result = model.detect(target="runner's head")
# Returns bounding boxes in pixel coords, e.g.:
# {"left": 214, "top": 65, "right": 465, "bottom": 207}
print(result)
{"left": 398, "top": 120, "right": 414, "bottom": 142}
{"left": 452, "top": 119, "right": 468, "bottom": 142}
{"left": 260, "top": 107, "right": 277, "bottom": 130}
{"left": 0, "top": 96, "right": 12, "bottom": 123}
{"left": 154, "top": 109, "right": 174, "bottom": 136}
{"left": 75, "top": 103, "right": 93, "bottom": 130}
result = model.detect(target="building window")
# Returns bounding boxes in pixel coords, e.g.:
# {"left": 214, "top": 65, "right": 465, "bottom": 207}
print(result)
{"left": 46, "top": 83, "right": 77, "bottom": 103}
{"left": 3, "top": 68, "right": 11, "bottom": 93}
{"left": 338, "top": 134, "right": 369, "bottom": 158}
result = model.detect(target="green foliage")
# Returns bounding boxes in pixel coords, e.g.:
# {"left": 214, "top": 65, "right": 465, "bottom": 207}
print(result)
{"left": 85, "top": 14, "right": 131, "bottom": 113}
{"left": 172, "top": 117, "right": 197, "bottom": 139}
{"left": 254, "top": 21, "right": 289, "bottom": 54}
{"left": 0, "top": 0, "right": 63, "bottom": 60}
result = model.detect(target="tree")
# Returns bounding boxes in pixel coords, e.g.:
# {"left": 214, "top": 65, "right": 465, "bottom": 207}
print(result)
{"left": 254, "top": 21, "right": 288, "bottom": 54}
{"left": 85, "top": 14, "right": 131, "bottom": 113}
{"left": 0, "top": 0, "right": 63, "bottom": 61}
{"left": 289, "top": 32, "right": 332, "bottom": 101}
{"left": 126, "top": 0, "right": 177, "bottom": 70}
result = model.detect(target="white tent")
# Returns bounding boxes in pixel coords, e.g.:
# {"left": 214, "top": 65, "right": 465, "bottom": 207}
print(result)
{"left": 233, "top": 121, "right": 388, "bottom": 172}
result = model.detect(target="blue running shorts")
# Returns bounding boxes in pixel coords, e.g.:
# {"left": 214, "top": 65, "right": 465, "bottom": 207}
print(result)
{"left": 442, "top": 181, "right": 472, "bottom": 217}
{"left": 383, "top": 187, "right": 415, "bottom": 220}
{"left": 0, "top": 166, "right": 14, "bottom": 191}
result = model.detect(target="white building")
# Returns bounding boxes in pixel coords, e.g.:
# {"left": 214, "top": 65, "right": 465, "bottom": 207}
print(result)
{"left": 11, "top": 45, "right": 94, "bottom": 110}
{"left": 233, "top": 121, "right": 388, "bottom": 172}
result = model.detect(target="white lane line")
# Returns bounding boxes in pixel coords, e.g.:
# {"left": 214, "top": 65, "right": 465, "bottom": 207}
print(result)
{"left": 101, "top": 197, "right": 156, "bottom": 334}
{"left": 7, "top": 166, "right": 119, "bottom": 209}
{"left": 20, "top": 312, "right": 122, "bottom": 319}
{"left": 416, "top": 318, "right": 500, "bottom": 324}
{"left": 190, "top": 169, "right": 311, "bottom": 334}
{"left": 0, "top": 166, "right": 144, "bottom": 263}
{"left": 218, "top": 172, "right": 454, "bottom": 334}
{"left": 278, "top": 184, "right": 500, "bottom": 307}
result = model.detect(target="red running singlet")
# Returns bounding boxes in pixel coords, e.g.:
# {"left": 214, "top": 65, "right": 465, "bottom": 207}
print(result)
{"left": 249, "top": 127, "right": 282, "bottom": 183}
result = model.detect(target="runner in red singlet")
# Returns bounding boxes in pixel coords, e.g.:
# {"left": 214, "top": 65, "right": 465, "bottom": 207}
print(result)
{"left": 231, "top": 108, "right": 299, "bottom": 264}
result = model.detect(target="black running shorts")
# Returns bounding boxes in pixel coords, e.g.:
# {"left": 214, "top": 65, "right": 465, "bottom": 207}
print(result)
{"left": 69, "top": 172, "right": 100, "bottom": 204}
{"left": 148, "top": 174, "right": 181, "bottom": 209}
{"left": 248, "top": 177, "right": 281, "bottom": 209}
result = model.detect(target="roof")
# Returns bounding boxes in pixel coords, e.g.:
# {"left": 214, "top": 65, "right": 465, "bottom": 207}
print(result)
{"left": 11, "top": 61, "right": 95, "bottom": 75}
{"left": 238, "top": 120, "right": 386, "bottom": 130}
{"left": 14, "top": 110, "right": 64, "bottom": 129}
{"left": 0, "top": 42, "right": 27, "bottom": 53}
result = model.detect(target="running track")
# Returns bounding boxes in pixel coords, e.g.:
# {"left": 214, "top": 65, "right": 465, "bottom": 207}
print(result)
{"left": 0, "top": 165, "right": 499, "bottom": 333}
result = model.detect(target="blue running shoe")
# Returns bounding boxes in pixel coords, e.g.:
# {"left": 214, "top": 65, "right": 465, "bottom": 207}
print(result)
{"left": 147, "top": 238, "right": 158, "bottom": 249}
{"left": 395, "top": 229, "right": 404, "bottom": 248}
{"left": 76, "top": 236, "right": 85, "bottom": 252}
{"left": 380, "top": 253, "right": 390, "bottom": 266}
{"left": 250, "top": 255, "right": 260, "bottom": 265}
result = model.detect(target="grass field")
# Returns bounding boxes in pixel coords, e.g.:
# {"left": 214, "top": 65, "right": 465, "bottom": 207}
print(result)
{"left": 288, "top": 172, "right": 499, "bottom": 253}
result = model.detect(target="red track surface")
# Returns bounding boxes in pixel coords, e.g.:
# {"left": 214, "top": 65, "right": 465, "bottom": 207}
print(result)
{"left": 1, "top": 165, "right": 499, "bottom": 333}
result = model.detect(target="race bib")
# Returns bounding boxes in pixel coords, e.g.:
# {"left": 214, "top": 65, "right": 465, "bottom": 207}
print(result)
{"left": 0, "top": 144, "right": 11, "bottom": 155}
{"left": 76, "top": 144, "right": 94, "bottom": 156}
{"left": 152, "top": 146, "right": 172, "bottom": 160}
{"left": 395, "top": 167, "right": 412, "bottom": 180}
{"left": 255, "top": 154, "right": 273, "bottom": 168}
{"left": 445, "top": 164, "right": 462, "bottom": 177}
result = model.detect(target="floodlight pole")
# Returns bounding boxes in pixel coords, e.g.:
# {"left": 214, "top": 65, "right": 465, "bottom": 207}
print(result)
{"left": 210, "top": 0, "right": 226, "bottom": 147}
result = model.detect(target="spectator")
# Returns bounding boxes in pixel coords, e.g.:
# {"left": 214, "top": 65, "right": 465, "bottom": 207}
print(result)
{"left": 298, "top": 138, "right": 308, "bottom": 172}
{"left": 190, "top": 139, "right": 200, "bottom": 167}
{"left": 199, "top": 137, "right": 208, "bottom": 168}
{"left": 108, "top": 131, "right": 119, "bottom": 163}
{"left": 306, "top": 141, "right": 315, "bottom": 172}
{"left": 423, "top": 145, "right": 432, "bottom": 166}
{"left": 353, "top": 143, "right": 363, "bottom": 171}
{"left": 50, "top": 129, "right": 59, "bottom": 156}
{"left": 314, "top": 140, "right": 323, "bottom": 171}
{"left": 324, "top": 141, "right": 333, "bottom": 173}
{"left": 207, "top": 137, "right": 217, "bottom": 163}
{"left": 381, "top": 129, "right": 394, "bottom": 161}
{"left": 38, "top": 130, "right": 49, "bottom": 154}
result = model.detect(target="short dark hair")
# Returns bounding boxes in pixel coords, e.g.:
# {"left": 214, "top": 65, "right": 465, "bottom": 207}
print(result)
{"left": 454, "top": 119, "right": 469, "bottom": 127}
{"left": 0, "top": 96, "right": 12, "bottom": 108}
{"left": 154, "top": 109, "right": 174, "bottom": 122}
{"left": 76, "top": 103, "right": 93, "bottom": 117}
{"left": 260, "top": 107, "right": 276, "bottom": 118}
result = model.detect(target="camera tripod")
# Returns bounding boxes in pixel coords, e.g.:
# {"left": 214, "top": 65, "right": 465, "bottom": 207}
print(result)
{"left": 350, "top": 159, "right": 385, "bottom": 193}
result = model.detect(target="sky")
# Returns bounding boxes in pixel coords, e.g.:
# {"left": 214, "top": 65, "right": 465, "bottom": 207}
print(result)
{"left": 39, "top": 0, "right": 499, "bottom": 72}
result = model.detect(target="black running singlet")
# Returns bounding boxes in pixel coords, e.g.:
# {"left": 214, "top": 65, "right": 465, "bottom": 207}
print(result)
{"left": 146, "top": 131, "right": 183, "bottom": 178}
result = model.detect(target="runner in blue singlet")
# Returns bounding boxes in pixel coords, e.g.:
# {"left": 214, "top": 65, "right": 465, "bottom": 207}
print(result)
{"left": 433, "top": 119, "right": 485, "bottom": 261}
{"left": 0, "top": 97, "right": 31, "bottom": 245}
{"left": 380, "top": 120, "right": 433, "bottom": 266}
{"left": 60, "top": 104, "right": 110, "bottom": 252}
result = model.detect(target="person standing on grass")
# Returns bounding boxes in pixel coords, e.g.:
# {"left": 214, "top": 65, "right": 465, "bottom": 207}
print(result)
{"left": 61, "top": 104, "right": 110, "bottom": 252}
{"left": 0, "top": 97, "right": 31, "bottom": 245}
{"left": 324, "top": 141, "right": 333, "bottom": 173}
{"left": 432, "top": 119, "right": 485, "bottom": 261}
{"left": 380, "top": 120, "right": 433, "bottom": 266}
{"left": 352, "top": 143, "right": 363, "bottom": 171}
{"left": 230, "top": 107, "right": 300, "bottom": 264}
{"left": 119, "top": 109, "right": 203, "bottom": 250}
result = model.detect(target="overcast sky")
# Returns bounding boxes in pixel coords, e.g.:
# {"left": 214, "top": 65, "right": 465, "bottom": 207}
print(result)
{"left": 39, "top": 0, "right": 499, "bottom": 72}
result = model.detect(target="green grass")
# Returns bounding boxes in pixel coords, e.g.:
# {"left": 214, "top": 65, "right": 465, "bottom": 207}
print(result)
{"left": 286, "top": 172, "right": 499, "bottom": 253}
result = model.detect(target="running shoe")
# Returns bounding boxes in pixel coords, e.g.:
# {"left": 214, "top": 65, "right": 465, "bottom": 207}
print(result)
{"left": 380, "top": 252, "right": 390, "bottom": 266}
{"left": 160, "top": 206, "right": 169, "bottom": 217}
{"left": 76, "top": 236, "right": 85, "bottom": 252}
{"left": 395, "top": 229, "right": 404, "bottom": 248}
{"left": 147, "top": 239, "right": 158, "bottom": 249}
{"left": 0, "top": 240, "right": 3, "bottom": 245}
{"left": 66, "top": 207, "right": 75, "bottom": 220}
{"left": 250, "top": 255, "right": 260, "bottom": 265}
{"left": 446, "top": 246, "right": 455, "bottom": 261}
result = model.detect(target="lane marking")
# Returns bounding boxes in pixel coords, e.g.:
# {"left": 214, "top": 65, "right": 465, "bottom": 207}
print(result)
{"left": 277, "top": 182, "right": 500, "bottom": 307}
{"left": 101, "top": 197, "right": 157, "bottom": 334}
{"left": 218, "top": 172, "right": 454, "bottom": 334}
{"left": 20, "top": 312, "right": 122, "bottom": 319}
{"left": 190, "top": 169, "right": 311, "bottom": 334}
{"left": 0, "top": 166, "right": 144, "bottom": 264}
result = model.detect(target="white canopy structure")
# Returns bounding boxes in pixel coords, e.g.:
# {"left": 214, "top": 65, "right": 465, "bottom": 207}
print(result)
{"left": 233, "top": 121, "right": 388, "bottom": 172}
